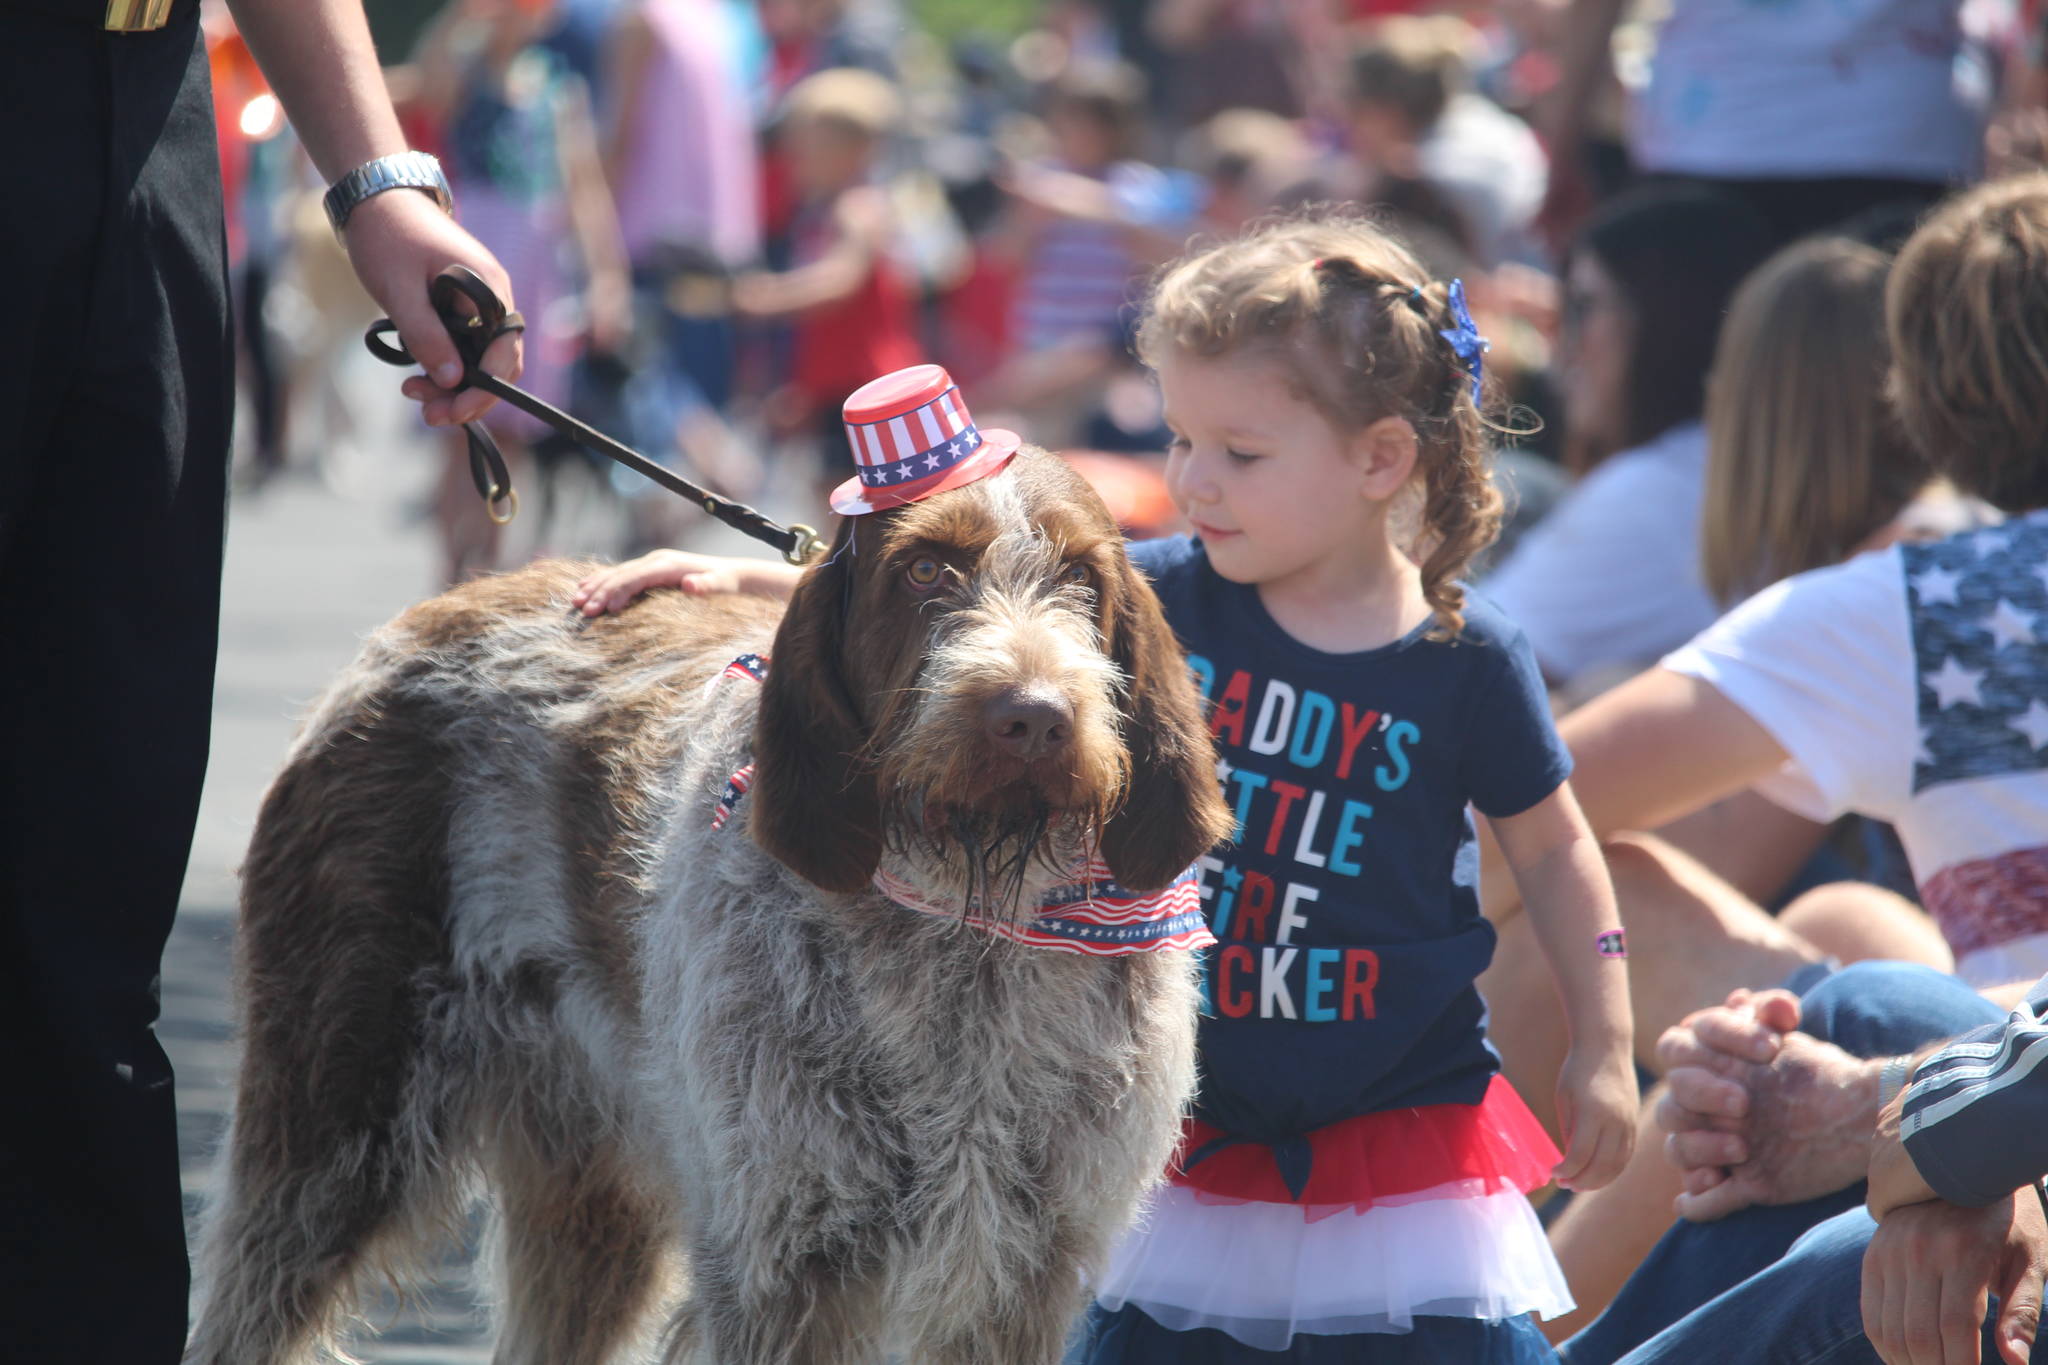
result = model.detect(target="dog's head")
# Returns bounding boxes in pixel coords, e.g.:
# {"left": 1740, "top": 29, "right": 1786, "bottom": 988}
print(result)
{"left": 750, "top": 447, "right": 1232, "bottom": 912}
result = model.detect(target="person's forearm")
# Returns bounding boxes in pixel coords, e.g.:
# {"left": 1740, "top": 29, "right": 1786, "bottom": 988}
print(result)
{"left": 1516, "top": 827, "right": 1632, "bottom": 1051}
{"left": 1148, "top": 0, "right": 1225, "bottom": 47}
{"left": 739, "top": 560, "right": 805, "bottom": 600}
{"left": 600, "top": 16, "right": 652, "bottom": 192}
{"left": 1483, "top": 676, "right": 1795, "bottom": 923}
{"left": 1900, "top": 1000, "right": 2048, "bottom": 1206}
{"left": 397, "top": 6, "right": 462, "bottom": 126}
{"left": 1009, "top": 167, "right": 1124, "bottom": 225}
{"left": 225, "top": 0, "right": 409, "bottom": 181}
{"left": 736, "top": 250, "right": 869, "bottom": 318}
{"left": 1542, "top": 0, "right": 1630, "bottom": 149}
{"left": 559, "top": 93, "right": 632, "bottom": 296}
{"left": 1561, "top": 680, "right": 1767, "bottom": 841}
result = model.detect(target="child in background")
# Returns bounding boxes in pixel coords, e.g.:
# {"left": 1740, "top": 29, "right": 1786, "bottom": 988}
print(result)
{"left": 734, "top": 66, "right": 922, "bottom": 508}
{"left": 410, "top": 0, "right": 633, "bottom": 583}
{"left": 1344, "top": 16, "right": 1547, "bottom": 269}
{"left": 572, "top": 216, "right": 1637, "bottom": 1362}
{"left": 980, "top": 62, "right": 1198, "bottom": 440}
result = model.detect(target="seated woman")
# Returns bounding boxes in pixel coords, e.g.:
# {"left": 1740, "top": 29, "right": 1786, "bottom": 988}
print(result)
{"left": 1482, "top": 186, "right": 1774, "bottom": 695}
{"left": 1482, "top": 233, "right": 1983, "bottom": 1340}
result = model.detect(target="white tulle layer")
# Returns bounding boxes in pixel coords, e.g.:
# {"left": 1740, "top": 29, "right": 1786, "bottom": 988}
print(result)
{"left": 1094, "top": 1182, "right": 1574, "bottom": 1350}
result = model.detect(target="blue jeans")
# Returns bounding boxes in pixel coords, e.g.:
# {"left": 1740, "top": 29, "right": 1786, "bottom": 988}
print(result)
{"left": 1561, "top": 962, "right": 2014, "bottom": 1365}
{"left": 1077, "top": 1303, "right": 1558, "bottom": 1363}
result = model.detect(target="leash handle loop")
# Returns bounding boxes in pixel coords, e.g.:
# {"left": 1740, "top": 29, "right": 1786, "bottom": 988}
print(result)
{"left": 362, "top": 267, "right": 825, "bottom": 563}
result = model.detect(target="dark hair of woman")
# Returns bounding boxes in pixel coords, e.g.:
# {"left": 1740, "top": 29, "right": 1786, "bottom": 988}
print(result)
{"left": 1574, "top": 184, "right": 1775, "bottom": 454}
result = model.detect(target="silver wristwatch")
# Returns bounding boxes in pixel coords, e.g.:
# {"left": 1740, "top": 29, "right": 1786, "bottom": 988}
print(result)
{"left": 323, "top": 151, "right": 454, "bottom": 233}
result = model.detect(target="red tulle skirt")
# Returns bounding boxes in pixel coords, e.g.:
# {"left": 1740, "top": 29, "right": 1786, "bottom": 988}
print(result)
{"left": 1170, "top": 1074, "right": 1561, "bottom": 1220}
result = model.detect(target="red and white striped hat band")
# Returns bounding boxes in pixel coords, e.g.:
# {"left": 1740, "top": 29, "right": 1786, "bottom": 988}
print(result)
{"left": 843, "top": 385, "right": 984, "bottom": 491}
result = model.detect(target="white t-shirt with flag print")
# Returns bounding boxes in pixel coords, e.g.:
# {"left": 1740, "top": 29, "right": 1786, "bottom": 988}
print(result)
{"left": 1664, "top": 510, "right": 2048, "bottom": 988}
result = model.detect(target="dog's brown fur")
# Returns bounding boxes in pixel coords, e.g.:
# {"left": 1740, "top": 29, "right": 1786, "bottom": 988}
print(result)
{"left": 188, "top": 449, "right": 1231, "bottom": 1364}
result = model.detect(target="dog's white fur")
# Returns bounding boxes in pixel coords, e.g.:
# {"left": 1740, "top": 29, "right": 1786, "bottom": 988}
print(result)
{"left": 187, "top": 451, "right": 1229, "bottom": 1364}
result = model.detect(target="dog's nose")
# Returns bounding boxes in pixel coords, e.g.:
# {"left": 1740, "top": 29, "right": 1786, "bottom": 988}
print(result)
{"left": 985, "top": 687, "right": 1073, "bottom": 759}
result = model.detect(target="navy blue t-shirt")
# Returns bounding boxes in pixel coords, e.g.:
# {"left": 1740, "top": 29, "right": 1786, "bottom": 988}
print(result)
{"left": 1128, "top": 536, "right": 1572, "bottom": 1143}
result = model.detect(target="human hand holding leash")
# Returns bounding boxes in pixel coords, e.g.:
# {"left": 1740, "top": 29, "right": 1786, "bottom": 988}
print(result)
{"left": 219, "top": 0, "right": 519, "bottom": 426}
{"left": 348, "top": 188, "right": 523, "bottom": 427}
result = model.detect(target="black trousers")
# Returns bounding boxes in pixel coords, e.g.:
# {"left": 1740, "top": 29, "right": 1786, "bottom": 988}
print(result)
{"left": 0, "top": 4, "right": 230, "bottom": 1360}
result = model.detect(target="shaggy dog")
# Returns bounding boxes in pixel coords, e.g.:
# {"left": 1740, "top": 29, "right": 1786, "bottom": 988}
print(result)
{"left": 186, "top": 447, "right": 1232, "bottom": 1365}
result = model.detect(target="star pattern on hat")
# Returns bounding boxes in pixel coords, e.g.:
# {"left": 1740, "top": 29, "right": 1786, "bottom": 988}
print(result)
{"left": 1908, "top": 515, "right": 2048, "bottom": 791}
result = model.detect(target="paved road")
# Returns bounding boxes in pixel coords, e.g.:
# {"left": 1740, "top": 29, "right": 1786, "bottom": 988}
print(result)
{"left": 169, "top": 418, "right": 502, "bottom": 1359}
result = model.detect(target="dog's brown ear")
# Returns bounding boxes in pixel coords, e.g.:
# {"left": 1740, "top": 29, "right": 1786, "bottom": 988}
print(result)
{"left": 750, "top": 530, "right": 883, "bottom": 892}
{"left": 1097, "top": 548, "right": 1233, "bottom": 891}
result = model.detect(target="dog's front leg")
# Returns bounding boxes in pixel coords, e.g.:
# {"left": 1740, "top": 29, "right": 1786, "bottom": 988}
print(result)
{"left": 906, "top": 1261, "right": 1092, "bottom": 1365}
{"left": 678, "top": 1243, "right": 891, "bottom": 1365}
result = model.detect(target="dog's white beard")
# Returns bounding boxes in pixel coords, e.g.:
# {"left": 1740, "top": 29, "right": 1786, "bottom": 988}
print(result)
{"left": 873, "top": 816, "right": 1098, "bottom": 923}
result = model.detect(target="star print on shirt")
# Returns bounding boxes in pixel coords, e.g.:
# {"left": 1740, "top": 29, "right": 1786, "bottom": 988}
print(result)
{"left": 1908, "top": 517, "right": 2048, "bottom": 791}
{"left": 1912, "top": 565, "right": 1965, "bottom": 606}
{"left": 1984, "top": 600, "right": 2039, "bottom": 650}
{"left": 2012, "top": 700, "right": 2048, "bottom": 751}
{"left": 1928, "top": 656, "right": 1987, "bottom": 709}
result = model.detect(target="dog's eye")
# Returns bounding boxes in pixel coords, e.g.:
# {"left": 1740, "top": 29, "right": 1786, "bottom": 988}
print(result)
{"left": 905, "top": 556, "right": 944, "bottom": 589}
{"left": 1061, "top": 561, "right": 1093, "bottom": 587}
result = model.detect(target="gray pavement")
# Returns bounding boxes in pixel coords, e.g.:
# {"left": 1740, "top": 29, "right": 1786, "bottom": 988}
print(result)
{"left": 170, "top": 427, "right": 501, "bottom": 1360}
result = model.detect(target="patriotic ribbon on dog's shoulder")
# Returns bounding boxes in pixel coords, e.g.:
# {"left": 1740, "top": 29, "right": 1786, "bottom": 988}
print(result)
{"left": 707, "top": 655, "right": 1214, "bottom": 956}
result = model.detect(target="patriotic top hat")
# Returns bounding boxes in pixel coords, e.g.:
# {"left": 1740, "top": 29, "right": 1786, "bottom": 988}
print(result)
{"left": 830, "top": 364, "right": 1023, "bottom": 516}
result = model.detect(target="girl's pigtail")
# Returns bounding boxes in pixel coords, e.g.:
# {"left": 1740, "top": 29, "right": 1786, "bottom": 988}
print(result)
{"left": 1398, "top": 280, "right": 1501, "bottom": 637}
{"left": 1414, "top": 388, "right": 1502, "bottom": 638}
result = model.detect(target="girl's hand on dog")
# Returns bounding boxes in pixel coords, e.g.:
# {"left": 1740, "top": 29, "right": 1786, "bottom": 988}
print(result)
{"left": 573, "top": 551, "right": 801, "bottom": 616}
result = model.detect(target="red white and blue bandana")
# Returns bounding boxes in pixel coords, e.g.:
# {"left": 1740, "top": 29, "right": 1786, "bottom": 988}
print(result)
{"left": 708, "top": 654, "right": 1213, "bottom": 956}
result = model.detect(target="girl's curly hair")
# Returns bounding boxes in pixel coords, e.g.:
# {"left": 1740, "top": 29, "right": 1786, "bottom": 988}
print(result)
{"left": 1137, "top": 213, "right": 1503, "bottom": 636}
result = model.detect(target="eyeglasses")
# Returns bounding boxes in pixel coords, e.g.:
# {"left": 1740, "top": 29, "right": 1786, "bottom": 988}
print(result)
{"left": 1561, "top": 283, "right": 1624, "bottom": 336}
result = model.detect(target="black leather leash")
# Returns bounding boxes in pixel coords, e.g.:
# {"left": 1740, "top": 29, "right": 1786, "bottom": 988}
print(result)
{"left": 364, "top": 266, "right": 823, "bottom": 566}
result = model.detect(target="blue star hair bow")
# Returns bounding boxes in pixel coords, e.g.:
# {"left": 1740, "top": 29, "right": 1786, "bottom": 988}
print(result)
{"left": 1438, "top": 278, "right": 1489, "bottom": 404}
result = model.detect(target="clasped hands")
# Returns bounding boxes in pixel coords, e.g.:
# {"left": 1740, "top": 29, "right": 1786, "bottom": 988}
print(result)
{"left": 1653, "top": 988, "right": 2042, "bottom": 1364}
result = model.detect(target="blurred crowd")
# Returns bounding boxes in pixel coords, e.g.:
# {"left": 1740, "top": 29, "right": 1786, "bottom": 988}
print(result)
{"left": 198, "top": 0, "right": 2039, "bottom": 589}
{"left": 190, "top": 0, "right": 2048, "bottom": 1352}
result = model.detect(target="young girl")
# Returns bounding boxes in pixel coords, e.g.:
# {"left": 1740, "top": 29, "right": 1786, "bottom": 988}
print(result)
{"left": 573, "top": 216, "right": 1638, "bottom": 1363}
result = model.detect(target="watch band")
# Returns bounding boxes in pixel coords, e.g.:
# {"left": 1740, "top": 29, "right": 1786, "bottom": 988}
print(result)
{"left": 323, "top": 152, "right": 453, "bottom": 233}
{"left": 1878, "top": 1054, "right": 1912, "bottom": 1111}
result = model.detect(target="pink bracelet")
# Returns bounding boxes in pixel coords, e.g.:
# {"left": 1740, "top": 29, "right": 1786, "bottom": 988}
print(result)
{"left": 1596, "top": 929, "right": 1627, "bottom": 959}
